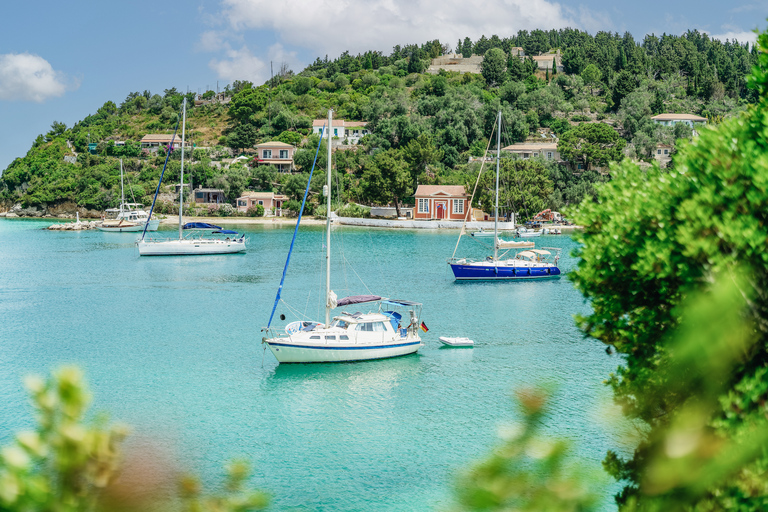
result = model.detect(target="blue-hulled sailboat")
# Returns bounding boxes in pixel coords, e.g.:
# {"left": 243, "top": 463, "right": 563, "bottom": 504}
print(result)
{"left": 447, "top": 111, "right": 561, "bottom": 281}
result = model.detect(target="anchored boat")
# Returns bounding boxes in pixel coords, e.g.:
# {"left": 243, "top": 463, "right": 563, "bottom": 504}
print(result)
{"left": 262, "top": 110, "right": 424, "bottom": 363}
{"left": 447, "top": 111, "right": 561, "bottom": 281}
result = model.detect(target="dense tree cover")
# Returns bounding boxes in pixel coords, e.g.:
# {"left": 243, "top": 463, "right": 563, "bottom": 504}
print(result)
{"left": 569, "top": 26, "right": 768, "bottom": 509}
{"left": 0, "top": 26, "right": 755, "bottom": 219}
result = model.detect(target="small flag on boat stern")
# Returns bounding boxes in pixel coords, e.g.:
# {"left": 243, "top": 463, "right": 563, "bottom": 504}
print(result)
{"left": 420, "top": 322, "right": 429, "bottom": 333}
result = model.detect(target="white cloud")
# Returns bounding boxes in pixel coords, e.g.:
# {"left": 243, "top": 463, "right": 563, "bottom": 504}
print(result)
{"left": 208, "top": 45, "right": 268, "bottom": 82}
{"left": 218, "top": 0, "right": 586, "bottom": 58}
{"left": 708, "top": 29, "right": 757, "bottom": 45}
{"left": 0, "top": 53, "right": 69, "bottom": 103}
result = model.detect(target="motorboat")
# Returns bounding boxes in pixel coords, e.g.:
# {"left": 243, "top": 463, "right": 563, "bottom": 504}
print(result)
{"left": 439, "top": 336, "right": 474, "bottom": 347}
{"left": 136, "top": 99, "right": 247, "bottom": 256}
{"left": 516, "top": 227, "right": 542, "bottom": 238}
{"left": 262, "top": 110, "right": 424, "bottom": 363}
{"left": 448, "top": 111, "right": 561, "bottom": 281}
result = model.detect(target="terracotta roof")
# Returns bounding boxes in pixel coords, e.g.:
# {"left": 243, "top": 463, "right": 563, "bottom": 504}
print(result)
{"left": 651, "top": 113, "right": 707, "bottom": 121}
{"left": 140, "top": 134, "right": 182, "bottom": 142}
{"left": 414, "top": 185, "right": 467, "bottom": 197}
{"left": 238, "top": 191, "right": 281, "bottom": 199}
{"left": 255, "top": 141, "right": 295, "bottom": 148}
{"left": 312, "top": 119, "right": 368, "bottom": 128}
{"left": 502, "top": 142, "right": 558, "bottom": 152}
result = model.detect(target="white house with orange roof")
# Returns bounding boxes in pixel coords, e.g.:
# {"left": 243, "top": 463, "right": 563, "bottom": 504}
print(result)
{"left": 502, "top": 142, "right": 561, "bottom": 161}
{"left": 413, "top": 185, "right": 469, "bottom": 221}
{"left": 312, "top": 119, "right": 370, "bottom": 144}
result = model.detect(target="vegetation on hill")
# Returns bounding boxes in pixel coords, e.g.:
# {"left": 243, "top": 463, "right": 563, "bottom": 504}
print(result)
{"left": 0, "top": 28, "right": 757, "bottom": 220}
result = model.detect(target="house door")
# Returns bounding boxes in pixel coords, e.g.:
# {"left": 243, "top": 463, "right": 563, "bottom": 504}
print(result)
{"left": 436, "top": 201, "right": 446, "bottom": 219}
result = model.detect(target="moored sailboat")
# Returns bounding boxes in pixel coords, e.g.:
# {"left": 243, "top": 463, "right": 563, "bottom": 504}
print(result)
{"left": 136, "top": 99, "right": 247, "bottom": 256}
{"left": 262, "top": 110, "right": 424, "bottom": 363}
{"left": 447, "top": 111, "right": 561, "bottom": 281}
{"left": 98, "top": 159, "right": 160, "bottom": 232}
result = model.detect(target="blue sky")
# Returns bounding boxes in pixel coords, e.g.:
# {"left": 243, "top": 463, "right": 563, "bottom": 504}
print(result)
{"left": 0, "top": 0, "right": 764, "bottom": 172}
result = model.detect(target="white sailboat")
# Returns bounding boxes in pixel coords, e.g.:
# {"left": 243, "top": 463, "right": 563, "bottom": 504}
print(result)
{"left": 262, "top": 110, "right": 424, "bottom": 363}
{"left": 98, "top": 159, "right": 160, "bottom": 232}
{"left": 136, "top": 99, "right": 247, "bottom": 256}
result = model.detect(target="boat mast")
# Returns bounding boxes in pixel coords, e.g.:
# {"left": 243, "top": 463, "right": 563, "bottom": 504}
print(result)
{"left": 325, "top": 109, "right": 333, "bottom": 327}
{"left": 119, "top": 159, "right": 125, "bottom": 214}
{"left": 179, "top": 98, "right": 187, "bottom": 240}
{"left": 494, "top": 110, "right": 500, "bottom": 261}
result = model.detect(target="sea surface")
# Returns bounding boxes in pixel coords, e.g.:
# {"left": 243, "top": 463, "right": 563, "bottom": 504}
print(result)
{"left": 0, "top": 219, "right": 633, "bottom": 510}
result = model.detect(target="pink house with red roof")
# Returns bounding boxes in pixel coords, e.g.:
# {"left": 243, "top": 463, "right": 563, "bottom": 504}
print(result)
{"left": 413, "top": 185, "right": 470, "bottom": 221}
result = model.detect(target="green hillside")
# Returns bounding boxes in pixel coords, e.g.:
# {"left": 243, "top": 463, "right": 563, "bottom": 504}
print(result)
{"left": 0, "top": 28, "right": 757, "bottom": 220}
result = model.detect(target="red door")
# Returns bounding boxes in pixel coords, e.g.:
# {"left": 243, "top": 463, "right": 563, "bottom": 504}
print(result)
{"left": 436, "top": 202, "right": 445, "bottom": 219}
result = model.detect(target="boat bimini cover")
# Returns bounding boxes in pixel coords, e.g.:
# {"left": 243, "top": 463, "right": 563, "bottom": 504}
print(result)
{"left": 337, "top": 295, "right": 383, "bottom": 306}
{"left": 183, "top": 222, "right": 222, "bottom": 230}
{"left": 383, "top": 311, "right": 402, "bottom": 330}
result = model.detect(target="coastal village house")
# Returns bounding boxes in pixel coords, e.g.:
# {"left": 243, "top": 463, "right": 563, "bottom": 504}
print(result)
{"left": 651, "top": 113, "right": 708, "bottom": 131}
{"left": 236, "top": 191, "right": 289, "bottom": 216}
{"left": 254, "top": 141, "right": 296, "bottom": 172}
{"left": 311, "top": 120, "right": 370, "bottom": 145}
{"left": 502, "top": 142, "right": 561, "bottom": 161}
{"left": 413, "top": 185, "right": 469, "bottom": 221}
{"left": 654, "top": 143, "right": 673, "bottom": 168}
{"left": 140, "top": 134, "right": 189, "bottom": 151}
{"left": 193, "top": 187, "right": 225, "bottom": 204}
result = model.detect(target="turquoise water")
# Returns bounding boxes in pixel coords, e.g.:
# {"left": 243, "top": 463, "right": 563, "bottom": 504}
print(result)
{"left": 0, "top": 219, "right": 629, "bottom": 510}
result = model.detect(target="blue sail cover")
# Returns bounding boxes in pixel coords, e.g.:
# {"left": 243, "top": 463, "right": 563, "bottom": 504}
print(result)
{"left": 337, "top": 295, "right": 383, "bottom": 306}
{"left": 183, "top": 222, "right": 222, "bottom": 230}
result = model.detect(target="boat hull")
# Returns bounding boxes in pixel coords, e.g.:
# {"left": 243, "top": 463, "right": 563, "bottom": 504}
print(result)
{"left": 449, "top": 262, "right": 560, "bottom": 280}
{"left": 137, "top": 238, "right": 246, "bottom": 256}
{"left": 265, "top": 339, "right": 423, "bottom": 363}
{"left": 98, "top": 218, "right": 160, "bottom": 232}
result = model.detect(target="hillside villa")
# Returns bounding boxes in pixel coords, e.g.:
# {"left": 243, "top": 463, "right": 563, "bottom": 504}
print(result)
{"left": 255, "top": 141, "right": 296, "bottom": 172}
{"left": 311, "top": 120, "right": 370, "bottom": 144}
{"left": 651, "top": 113, "right": 707, "bottom": 129}
{"left": 502, "top": 142, "right": 561, "bottom": 161}
{"left": 140, "top": 134, "right": 189, "bottom": 151}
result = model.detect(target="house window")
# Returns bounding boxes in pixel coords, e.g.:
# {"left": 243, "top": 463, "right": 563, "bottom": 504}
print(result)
{"left": 238, "top": 200, "right": 246, "bottom": 207}
{"left": 546, "top": 152, "right": 553, "bottom": 160}
{"left": 657, "top": 149, "right": 662, "bottom": 155}
{"left": 279, "top": 149, "right": 288, "bottom": 159}
{"left": 258, "top": 200, "right": 263, "bottom": 205}
{"left": 262, "top": 149, "right": 272, "bottom": 159}
{"left": 418, "top": 198, "right": 429, "bottom": 213}
{"left": 663, "top": 149, "right": 669, "bottom": 155}
{"left": 452, "top": 199, "right": 464, "bottom": 214}
{"left": 334, "top": 128, "right": 338, "bottom": 136}
{"left": 577, "top": 163, "right": 584, "bottom": 170}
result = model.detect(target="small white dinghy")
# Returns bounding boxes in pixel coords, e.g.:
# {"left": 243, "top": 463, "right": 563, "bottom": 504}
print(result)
{"left": 439, "top": 336, "right": 474, "bottom": 347}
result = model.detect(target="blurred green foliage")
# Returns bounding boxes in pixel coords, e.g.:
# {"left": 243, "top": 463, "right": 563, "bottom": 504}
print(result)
{"left": 0, "top": 367, "right": 268, "bottom": 512}
{"left": 569, "top": 23, "right": 768, "bottom": 510}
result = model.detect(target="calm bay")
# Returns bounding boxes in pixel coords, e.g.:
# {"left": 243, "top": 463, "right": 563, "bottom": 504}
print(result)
{"left": 0, "top": 219, "right": 630, "bottom": 510}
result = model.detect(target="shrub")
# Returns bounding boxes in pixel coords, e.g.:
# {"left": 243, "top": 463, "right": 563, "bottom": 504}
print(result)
{"left": 570, "top": 114, "right": 591, "bottom": 122}
{"left": 337, "top": 203, "right": 370, "bottom": 218}
{"left": 247, "top": 204, "right": 265, "bottom": 217}
{"left": 217, "top": 203, "right": 234, "bottom": 217}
